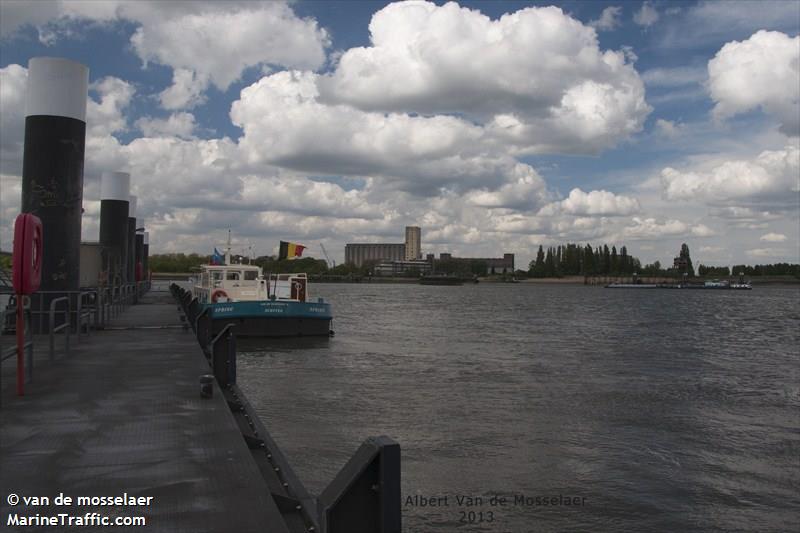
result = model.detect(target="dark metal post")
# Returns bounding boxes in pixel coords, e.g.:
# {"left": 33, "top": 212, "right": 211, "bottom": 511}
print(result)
{"left": 21, "top": 58, "right": 88, "bottom": 333}
{"left": 127, "top": 195, "right": 137, "bottom": 297}
{"left": 318, "top": 436, "right": 401, "bottom": 533}
{"left": 99, "top": 171, "right": 130, "bottom": 285}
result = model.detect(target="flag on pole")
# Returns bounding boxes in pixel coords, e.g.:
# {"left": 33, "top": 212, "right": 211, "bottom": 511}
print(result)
{"left": 279, "top": 241, "right": 306, "bottom": 260}
{"left": 211, "top": 248, "right": 224, "bottom": 265}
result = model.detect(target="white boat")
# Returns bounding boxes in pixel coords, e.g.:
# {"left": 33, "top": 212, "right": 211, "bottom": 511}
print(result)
{"left": 191, "top": 239, "right": 332, "bottom": 337}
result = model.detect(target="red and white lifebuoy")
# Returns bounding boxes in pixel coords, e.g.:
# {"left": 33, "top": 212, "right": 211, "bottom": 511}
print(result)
{"left": 211, "top": 289, "right": 229, "bottom": 303}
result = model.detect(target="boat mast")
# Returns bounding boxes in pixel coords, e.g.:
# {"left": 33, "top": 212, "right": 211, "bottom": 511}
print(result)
{"left": 225, "top": 229, "right": 231, "bottom": 265}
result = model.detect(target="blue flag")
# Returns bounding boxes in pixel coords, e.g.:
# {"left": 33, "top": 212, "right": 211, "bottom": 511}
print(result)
{"left": 211, "top": 248, "right": 224, "bottom": 265}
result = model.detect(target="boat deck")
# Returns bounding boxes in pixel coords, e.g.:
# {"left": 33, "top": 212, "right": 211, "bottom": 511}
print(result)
{"left": 1, "top": 291, "right": 288, "bottom": 533}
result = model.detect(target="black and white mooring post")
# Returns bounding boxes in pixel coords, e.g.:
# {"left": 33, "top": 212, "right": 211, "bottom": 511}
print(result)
{"left": 21, "top": 57, "right": 89, "bottom": 294}
{"left": 99, "top": 171, "right": 130, "bottom": 286}
{"left": 135, "top": 218, "right": 145, "bottom": 282}
{"left": 142, "top": 232, "right": 150, "bottom": 281}
{"left": 127, "top": 195, "right": 137, "bottom": 285}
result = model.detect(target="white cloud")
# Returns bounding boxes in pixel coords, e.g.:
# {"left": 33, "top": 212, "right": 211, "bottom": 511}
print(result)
{"left": 699, "top": 245, "right": 723, "bottom": 253}
{"left": 654, "top": 119, "right": 683, "bottom": 139}
{"left": 641, "top": 65, "right": 706, "bottom": 87}
{"left": 589, "top": 6, "right": 622, "bottom": 31}
{"left": 541, "top": 188, "right": 640, "bottom": 216}
{"left": 135, "top": 112, "right": 197, "bottom": 139}
{"left": 691, "top": 224, "right": 715, "bottom": 237}
{"left": 0, "top": 64, "right": 27, "bottom": 174}
{"left": 660, "top": 145, "right": 800, "bottom": 205}
{"left": 657, "top": 1, "right": 800, "bottom": 49}
{"left": 231, "top": 70, "right": 539, "bottom": 196}
{"left": 708, "top": 31, "right": 800, "bottom": 136}
{"left": 319, "top": 1, "right": 650, "bottom": 154}
{"left": 623, "top": 217, "right": 695, "bottom": 239}
{"left": 158, "top": 68, "right": 208, "bottom": 110}
{"left": 131, "top": 3, "right": 329, "bottom": 102}
{"left": 747, "top": 247, "right": 785, "bottom": 258}
{"left": 86, "top": 77, "right": 135, "bottom": 137}
{"left": 1, "top": 1, "right": 330, "bottom": 110}
{"left": 760, "top": 232, "right": 787, "bottom": 242}
{"left": 463, "top": 166, "right": 549, "bottom": 210}
{"left": 633, "top": 2, "right": 659, "bottom": 27}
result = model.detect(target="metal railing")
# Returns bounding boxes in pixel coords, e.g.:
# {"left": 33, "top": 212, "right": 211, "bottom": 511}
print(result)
{"left": 1, "top": 299, "right": 35, "bottom": 388}
{"left": 48, "top": 296, "right": 70, "bottom": 361}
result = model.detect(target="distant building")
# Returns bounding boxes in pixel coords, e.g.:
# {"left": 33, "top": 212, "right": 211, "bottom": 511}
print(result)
{"left": 345, "top": 243, "right": 405, "bottom": 267}
{"left": 404, "top": 226, "right": 421, "bottom": 260}
{"left": 374, "top": 259, "right": 432, "bottom": 276}
{"left": 437, "top": 252, "right": 515, "bottom": 275}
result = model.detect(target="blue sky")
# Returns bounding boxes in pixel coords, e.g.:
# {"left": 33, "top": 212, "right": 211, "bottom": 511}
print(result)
{"left": 1, "top": 0, "right": 798, "bottom": 267}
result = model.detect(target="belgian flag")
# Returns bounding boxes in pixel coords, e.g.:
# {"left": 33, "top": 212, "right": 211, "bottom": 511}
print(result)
{"left": 279, "top": 241, "right": 306, "bottom": 260}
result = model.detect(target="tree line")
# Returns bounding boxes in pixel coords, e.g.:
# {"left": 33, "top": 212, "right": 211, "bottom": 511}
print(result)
{"left": 528, "top": 243, "right": 641, "bottom": 277}
{"left": 144, "top": 251, "right": 800, "bottom": 279}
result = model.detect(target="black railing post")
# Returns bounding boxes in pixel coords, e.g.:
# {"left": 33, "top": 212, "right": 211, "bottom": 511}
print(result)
{"left": 210, "top": 324, "right": 236, "bottom": 387}
{"left": 318, "top": 436, "right": 401, "bottom": 533}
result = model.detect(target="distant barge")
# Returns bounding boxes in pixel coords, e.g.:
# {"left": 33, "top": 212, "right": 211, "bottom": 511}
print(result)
{"left": 606, "top": 280, "right": 752, "bottom": 290}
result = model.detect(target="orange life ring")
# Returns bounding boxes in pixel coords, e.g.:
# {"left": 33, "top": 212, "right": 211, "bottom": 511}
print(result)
{"left": 211, "top": 289, "right": 229, "bottom": 303}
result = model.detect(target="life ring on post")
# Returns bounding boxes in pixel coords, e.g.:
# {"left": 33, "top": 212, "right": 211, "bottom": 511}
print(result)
{"left": 211, "top": 289, "right": 229, "bottom": 303}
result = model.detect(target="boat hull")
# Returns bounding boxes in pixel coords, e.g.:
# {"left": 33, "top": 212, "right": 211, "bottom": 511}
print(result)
{"left": 203, "top": 300, "right": 333, "bottom": 337}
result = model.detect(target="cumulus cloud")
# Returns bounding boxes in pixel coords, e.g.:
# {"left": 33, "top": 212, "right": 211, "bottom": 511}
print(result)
{"left": 747, "top": 247, "right": 785, "bottom": 258}
{"left": 633, "top": 2, "right": 659, "bottom": 27}
{"left": 131, "top": 2, "right": 329, "bottom": 106}
{"left": 463, "top": 166, "right": 550, "bottom": 210}
{"left": 660, "top": 145, "right": 800, "bottom": 206}
{"left": 1, "top": 1, "right": 330, "bottom": 110}
{"left": 0, "top": 64, "right": 27, "bottom": 174}
{"left": 760, "top": 232, "right": 787, "bottom": 242}
{"left": 708, "top": 30, "right": 800, "bottom": 135}
{"left": 135, "top": 112, "right": 197, "bottom": 139}
{"left": 654, "top": 119, "right": 683, "bottom": 139}
{"left": 540, "top": 188, "right": 640, "bottom": 216}
{"left": 318, "top": 1, "right": 650, "bottom": 154}
{"left": 589, "top": 6, "right": 622, "bottom": 31}
{"left": 231, "top": 70, "right": 534, "bottom": 196}
{"left": 641, "top": 65, "right": 706, "bottom": 87}
{"left": 623, "top": 217, "right": 691, "bottom": 239}
{"left": 691, "top": 224, "right": 715, "bottom": 237}
{"left": 87, "top": 77, "right": 135, "bottom": 136}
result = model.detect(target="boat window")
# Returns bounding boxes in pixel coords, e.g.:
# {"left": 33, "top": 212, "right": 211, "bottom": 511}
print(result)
{"left": 226, "top": 271, "right": 240, "bottom": 281}
{"left": 244, "top": 271, "right": 258, "bottom": 281}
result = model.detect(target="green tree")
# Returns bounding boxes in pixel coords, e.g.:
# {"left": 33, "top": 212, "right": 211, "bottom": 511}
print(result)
{"left": 529, "top": 245, "right": 546, "bottom": 277}
{"left": 679, "top": 243, "right": 695, "bottom": 277}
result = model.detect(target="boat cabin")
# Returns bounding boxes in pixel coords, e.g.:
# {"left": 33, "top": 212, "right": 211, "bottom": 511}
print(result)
{"left": 194, "top": 264, "right": 310, "bottom": 304}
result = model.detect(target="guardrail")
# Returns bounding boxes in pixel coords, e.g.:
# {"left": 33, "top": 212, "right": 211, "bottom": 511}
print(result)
{"left": 49, "top": 296, "right": 70, "bottom": 361}
{"left": 1, "top": 299, "right": 35, "bottom": 389}
{"left": 170, "top": 282, "right": 401, "bottom": 533}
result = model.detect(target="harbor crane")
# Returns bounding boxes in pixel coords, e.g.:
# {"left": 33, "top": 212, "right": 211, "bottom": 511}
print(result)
{"left": 319, "top": 243, "right": 335, "bottom": 269}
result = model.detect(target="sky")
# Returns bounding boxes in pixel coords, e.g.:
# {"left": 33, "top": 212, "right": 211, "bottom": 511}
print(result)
{"left": 0, "top": 0, "right": 798, "bottom": 268}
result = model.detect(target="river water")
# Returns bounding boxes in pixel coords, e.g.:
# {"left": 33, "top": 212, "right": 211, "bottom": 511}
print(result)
{"left": 236, "top": 282, "right": 800, "bottom": 533}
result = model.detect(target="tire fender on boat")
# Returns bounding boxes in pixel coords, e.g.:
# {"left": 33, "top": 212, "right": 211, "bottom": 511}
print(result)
{"left": 211, "top": 289, "right": 229, "bottom": 303}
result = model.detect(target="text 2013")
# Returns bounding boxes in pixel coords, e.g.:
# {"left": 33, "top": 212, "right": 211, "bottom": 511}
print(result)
{"left": 459, "top": 510, "right": 494, "bottom": 523}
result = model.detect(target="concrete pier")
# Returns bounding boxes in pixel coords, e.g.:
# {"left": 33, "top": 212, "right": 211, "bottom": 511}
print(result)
{"left": 0, "top": 290, "right": 288, "bottom": 532}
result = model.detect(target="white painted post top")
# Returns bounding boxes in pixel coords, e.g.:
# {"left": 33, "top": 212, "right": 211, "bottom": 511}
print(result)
{"left": 25, "top": 57, "right": 89, "bottom": 122}
{"left": 100, "top": 171, "right": 130, "bottom": 201}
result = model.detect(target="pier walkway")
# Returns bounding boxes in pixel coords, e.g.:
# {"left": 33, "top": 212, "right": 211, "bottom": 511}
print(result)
{"left": 1, "top": 290, "right": 288, "bottom": 532}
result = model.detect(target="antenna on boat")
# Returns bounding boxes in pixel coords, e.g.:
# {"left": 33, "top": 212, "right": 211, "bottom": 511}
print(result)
{"left": 225, "top": 229, "right": 231, "bottom": 265}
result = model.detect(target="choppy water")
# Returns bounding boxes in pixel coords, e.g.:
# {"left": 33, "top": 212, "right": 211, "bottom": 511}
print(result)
{"left": 237, "top": 283, "right": 800, "bottom": 532}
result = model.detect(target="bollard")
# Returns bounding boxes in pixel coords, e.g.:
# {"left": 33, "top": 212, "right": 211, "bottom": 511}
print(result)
{"left": 200, "top": 374, "right": 214, "bottom": 398}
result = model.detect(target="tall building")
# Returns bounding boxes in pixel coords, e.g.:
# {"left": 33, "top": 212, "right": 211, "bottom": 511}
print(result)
{"left": 405, "top": 226, "right": 421, "bottom": 260}
{"left": 345, "top": 243, "right": 405, "bottom": 267}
